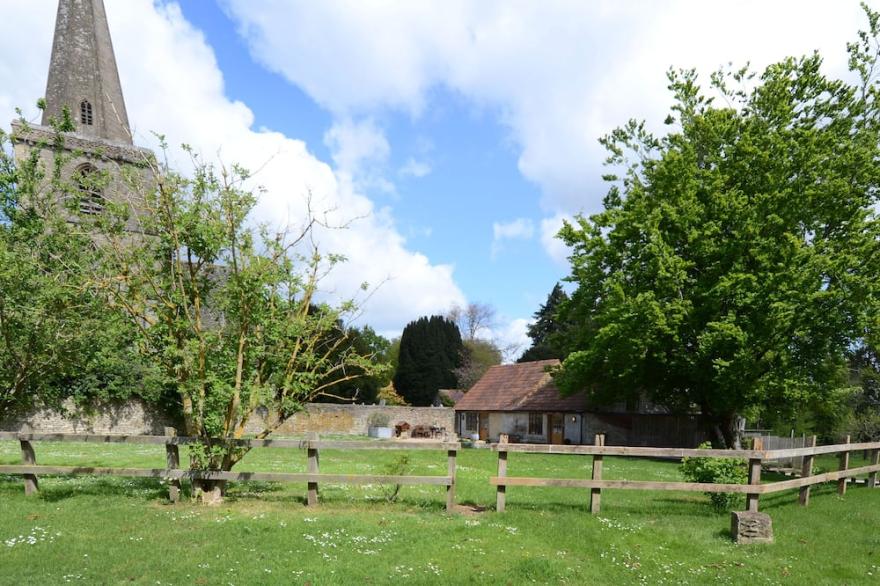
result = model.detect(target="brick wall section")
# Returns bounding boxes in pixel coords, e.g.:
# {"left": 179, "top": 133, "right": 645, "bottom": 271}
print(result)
{"left": 1, "top": 400, "right": 454, "bottom": 437}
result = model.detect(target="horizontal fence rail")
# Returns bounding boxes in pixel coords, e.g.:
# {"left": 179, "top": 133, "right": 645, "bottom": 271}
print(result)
{"left": 0, "top": 432, "right": 458, "bottom": 451}
{"left": 490, "top": 440, "right": 880, "bottom": 461}
{"left": 492, "top": 434, "right": 880, "bottom": 513}
{"left": 0, "top": 431, "right": 460, "bottom": 511}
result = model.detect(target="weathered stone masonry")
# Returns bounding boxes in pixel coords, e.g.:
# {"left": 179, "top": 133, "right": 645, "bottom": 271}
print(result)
{"left": 1, "top": 400, "right": 454, "bottom": 437}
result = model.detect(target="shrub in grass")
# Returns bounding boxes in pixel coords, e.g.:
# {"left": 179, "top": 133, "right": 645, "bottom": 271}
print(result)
{"left": 382, "top": 454, "right": 412, "bottom": 502}
{"left": 680, "top": 442, "right": 747, "bottom": 513}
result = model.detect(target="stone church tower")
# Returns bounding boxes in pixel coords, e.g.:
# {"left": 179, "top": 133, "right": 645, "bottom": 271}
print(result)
{"left": 11, "top": 0, "right": 153, "bottom": 232}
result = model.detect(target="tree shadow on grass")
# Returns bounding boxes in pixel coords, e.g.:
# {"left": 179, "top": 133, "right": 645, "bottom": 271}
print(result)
{"left": 755, "top": 483, "right": 840, "bottom": 511}
{"left": 0, "top": 474, "right": 169, "bottom": 502}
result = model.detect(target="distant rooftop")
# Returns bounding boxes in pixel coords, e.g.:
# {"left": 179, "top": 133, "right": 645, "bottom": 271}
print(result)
{"left": 454, "top": 359, "right": 588, "bottom": 412}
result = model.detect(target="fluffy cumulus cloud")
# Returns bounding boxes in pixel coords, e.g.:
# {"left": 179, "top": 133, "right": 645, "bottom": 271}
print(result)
{"left": 0, "top": 0, "right": 466, "bottom": 335}
{"left": 323, "top": 117, "right": 392, "bottom": 187}
{"left": 220, "top": 0, "right": 867, "bottom": 259}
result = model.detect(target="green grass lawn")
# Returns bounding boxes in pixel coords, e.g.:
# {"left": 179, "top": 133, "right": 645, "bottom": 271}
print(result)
{"left": 1, "top": 439, "right": 879, "bottom": 585}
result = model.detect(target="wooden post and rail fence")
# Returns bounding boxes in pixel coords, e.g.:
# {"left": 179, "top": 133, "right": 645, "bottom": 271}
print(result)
{"left": 492, "top": 433, "right": 880, "bottom": 513}
{"left": 0, "top": 431, "right": 459, "bottom": 512}
{"left": 2, "top": 431, "right": 879, "bottom": 516}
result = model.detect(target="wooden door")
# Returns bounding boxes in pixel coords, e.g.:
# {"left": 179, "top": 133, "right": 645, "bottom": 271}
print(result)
{"left": 550, "top": 414, "right": 564, "bottom": 445}
{"left": 479, "top": 413, "right": 489, "bottom": 440}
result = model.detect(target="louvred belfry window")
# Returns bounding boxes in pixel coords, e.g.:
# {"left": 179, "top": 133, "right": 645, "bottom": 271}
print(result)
{"left": 80, "top": 100, "right": 93, "bottom": 125}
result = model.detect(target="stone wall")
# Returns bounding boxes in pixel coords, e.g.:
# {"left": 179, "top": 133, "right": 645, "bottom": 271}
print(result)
{"left": 0, "top": 399, "right": 177, "bottom": 435}
{"left": 243, "top": 403, "right": 455, "bottom": 436}
{"left": 1, "top": 400, "right": 455, "bottom": 438}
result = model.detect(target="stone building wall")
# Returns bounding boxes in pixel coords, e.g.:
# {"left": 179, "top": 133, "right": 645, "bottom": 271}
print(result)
{"left": 1, "top": 400, "right": 454, "bottom": 438}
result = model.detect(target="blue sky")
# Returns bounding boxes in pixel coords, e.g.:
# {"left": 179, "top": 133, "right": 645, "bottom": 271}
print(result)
{"left": 175, "top": 0, "right": 566, "bottom": 327}
{"left": 0, "top": 0, "right": 871, "bottom": 356}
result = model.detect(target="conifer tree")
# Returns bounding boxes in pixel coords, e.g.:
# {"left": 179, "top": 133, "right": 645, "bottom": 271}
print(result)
{"left": 518, "top": 283, "right": 570, "bottom": 363}
{"left": 393, "top": 315, "right": 463, "bottom": 405}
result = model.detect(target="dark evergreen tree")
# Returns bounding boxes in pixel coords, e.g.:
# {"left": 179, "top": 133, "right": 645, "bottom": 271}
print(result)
{"left": 393, "top": 315, "right": 464, "bottom": 405}
{"left": 518, "top": 283, "right": 570, "bottom": 362}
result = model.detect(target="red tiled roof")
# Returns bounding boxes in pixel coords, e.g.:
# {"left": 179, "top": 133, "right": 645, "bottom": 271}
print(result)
{"left": 454, "top": 359, "right": 588, "bottom": 412}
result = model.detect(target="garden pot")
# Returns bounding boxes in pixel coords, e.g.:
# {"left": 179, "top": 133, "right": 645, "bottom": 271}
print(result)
{"left": 368, "top": 426, "right": 393, "bottom": 439}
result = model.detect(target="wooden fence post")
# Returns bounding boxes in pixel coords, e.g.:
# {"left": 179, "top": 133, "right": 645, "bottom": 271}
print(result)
{"left": 446, "top": 447, "right": 457, "bottom": 512}
{"left": 164, "top": 427, "right": 181, "bottom": 503}
{"left": 746, "top": 437, "right": 763, "bottom": 512}
{"left": 19, "top": 439, "right": 38, "bottom": 496}
{"left": 307, "top": 432, "right": 319, "bottom": 506}
{"left": 838, "top": 435, "right": 851, "bottom": 496}
{"left": 799, "top": 435, "right": 817, "bottom": 506}
{"left": 869, "top": 449, "right": 880, "bottom": 489}
{"left": 590, "top": 433, "right": 605, "bottom": 514}
{"left": 496, "top": 434, "right": 508, "bottom": 512}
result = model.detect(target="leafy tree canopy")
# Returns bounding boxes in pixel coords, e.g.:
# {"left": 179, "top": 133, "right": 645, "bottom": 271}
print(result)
{"left": 0, "top": 120, "right": 161, "bottom": 419}
{"left": 554, "top": 8, "right": 880, "bottom": 448}
{"left": 67, "top": 139, "right": 384, "bottom": 501}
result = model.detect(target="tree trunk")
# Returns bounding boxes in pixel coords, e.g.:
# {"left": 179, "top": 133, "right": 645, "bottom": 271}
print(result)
{"left": 719, "top": 413, "right": 742, "bottom": 450}
{"left": 189, "top": 446, "right": 250, "bottom": 505}
{"left": 705, "top": 410, "right": 743, "bottom": 449}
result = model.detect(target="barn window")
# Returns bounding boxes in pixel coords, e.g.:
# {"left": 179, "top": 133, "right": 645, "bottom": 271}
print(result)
{"left": 465, "top": 413, "right": 478, "bottom": 432}
{"left": 80, "top": 100, "right": 93, "bottom": 125}
{"left": 528, "top": 413, "right": 543, "bottom": 436}
{"left": 75, "top": 164, "right": 104, "bottom": 215}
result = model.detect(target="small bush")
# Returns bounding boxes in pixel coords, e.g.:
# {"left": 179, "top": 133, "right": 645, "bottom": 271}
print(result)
{"left": 368, "top": 412, "right": 391, "bottom": 427}
{"left": 680, "top": 442, "right": 748, "bottom": 513}
{"left": 382, "top": 454, "right": 411, "bottom": 502}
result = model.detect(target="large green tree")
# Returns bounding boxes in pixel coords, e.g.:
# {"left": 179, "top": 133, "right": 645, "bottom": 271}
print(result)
{"left": 393, "top": 315, "right": 463, "bottom": 405}
{"left": 83, "top": 143, "right": 384, "bottom": 501}
{"left": 555, "top": 11, "right": 880, "bottom": 448}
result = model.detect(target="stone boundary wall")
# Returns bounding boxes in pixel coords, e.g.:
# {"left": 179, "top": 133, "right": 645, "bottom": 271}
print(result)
{"left": 245, "top": 403, "right": 454, "bottom": 436}
{"left": 0, "top": 399, "right": 177, "bottom": 435}
{"left": 1, "top": 400, "right": 454, "bottom": 438}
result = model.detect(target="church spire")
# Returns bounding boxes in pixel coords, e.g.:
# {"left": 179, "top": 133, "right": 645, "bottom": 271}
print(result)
{"left": 42, "top": 0, "right": 132, "bottom": 145}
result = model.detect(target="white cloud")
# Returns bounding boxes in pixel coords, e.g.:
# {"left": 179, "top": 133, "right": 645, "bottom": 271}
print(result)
{"left": 540, "top": 213, "right": 574, "bottom": 266}
{"left": 491, "top": 217, "right": 534, "bottom": 259}
{"left": 324, "top": 117, "right": 395, "bottom": 197}
{"left": 221, "top": 0, "right": 866, "bottom": 217}
{"left": 399, "top": 157, "right": 431, "bottom": 178}
{"left": 0, "top": 0, "right": 466, "bottom": 334}
{"left": 323, "top": 117, "right": 389, "bottom": 175}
